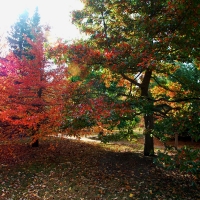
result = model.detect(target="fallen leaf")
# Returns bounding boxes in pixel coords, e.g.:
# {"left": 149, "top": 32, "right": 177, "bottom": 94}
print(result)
{"left": 129, "top": 193, "right": 134, "bottom": 198}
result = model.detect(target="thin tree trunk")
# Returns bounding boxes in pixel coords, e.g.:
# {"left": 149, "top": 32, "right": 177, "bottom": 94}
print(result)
{"left": 31, "top": 87, "right": 43, "bottom": 148}
{"left": 175, "top": 133, "right": 178, "bottom": 149}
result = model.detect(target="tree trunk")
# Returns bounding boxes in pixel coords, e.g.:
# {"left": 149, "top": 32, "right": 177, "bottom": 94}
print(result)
{"left": 144, "top": 114, "right": 154, "bottom": 156}
{"left": 31, "top": 87, "right": 42, "bottom": 148}
{"left": 32, "top": 139, "right": 39, "bottom": 147}
{"left": 31, "top": 127, "right": 39, "bottom": 147}
{"left": 175, "top": 133, "right": 178, "bottom": 149}
{"left": 141, "top": 69, "right": 154, "bottom": 156}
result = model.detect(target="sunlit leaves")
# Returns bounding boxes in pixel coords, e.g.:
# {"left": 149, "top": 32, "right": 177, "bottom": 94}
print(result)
{"left": 0, "top": 32, "right": 66, "bottom": 142}
{"left": 48, "top": 0, "right": 200, "bottom": 158}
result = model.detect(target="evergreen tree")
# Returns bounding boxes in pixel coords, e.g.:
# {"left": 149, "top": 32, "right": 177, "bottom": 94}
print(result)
{"left": 31, "top": 7, "right": 41, "bottom": 34}
{"left": 7, "top": 8, "right": 41, "bottom": 59}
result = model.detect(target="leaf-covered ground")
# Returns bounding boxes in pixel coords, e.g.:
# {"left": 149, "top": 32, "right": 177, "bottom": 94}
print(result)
{"left": 0, "top": 137, "right": 199, "bottom": 200}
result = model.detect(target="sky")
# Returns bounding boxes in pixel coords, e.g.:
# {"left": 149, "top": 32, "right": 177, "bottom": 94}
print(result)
{"left": 0, "top": 0, "right": 84, "bottom": 41}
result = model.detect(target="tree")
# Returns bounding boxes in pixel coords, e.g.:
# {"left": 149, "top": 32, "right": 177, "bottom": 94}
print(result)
{"left": 65, "top": 0, "right": 200, "bottom": 156}
{"left": 7, "top": 7, "right": 41, "bottom": 59}
{"left": 1, "top": 8, "right": 63, "bottom": 147}
{"left": 48, "top": 41, "right": 138, "bottom": 140}
{"left": 0, "top": 31, "right": 66, "bottom": 147}
{"left": 31, "top": 7, "right": 41, "bottom": 32}
{"left": 152, "top": 62, "right": 200, "bottom": 145}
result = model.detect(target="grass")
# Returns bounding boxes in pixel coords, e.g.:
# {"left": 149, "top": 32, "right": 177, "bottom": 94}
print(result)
{"left": 0, "top": 137, "right": 199, "bottom": 200}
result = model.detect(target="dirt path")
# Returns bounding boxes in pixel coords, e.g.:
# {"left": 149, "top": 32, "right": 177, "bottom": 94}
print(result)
{"left": 81, "top": 135, "right": 199, "bottom": 150}
{"left": 57, "top": 134, "right": 200, "bottom": 150}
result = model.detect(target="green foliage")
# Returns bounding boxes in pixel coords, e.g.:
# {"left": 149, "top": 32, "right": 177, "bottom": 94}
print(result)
{"left": 99, "top": 130, "right": 140, "bottom": 144}
{"left": 31, "top": 7, "right": 41, "bottom": 32}
{"left": 155, "top": 146, "right": 200, "bottom": 180}
{"left": 99, "top": 117, "right": 140, "bottom": 143}
{"left": 70, "top": 75, "right": 81, "bottom": 82}
{"left": 7, "top": 8, "right": 41, "bottom": 59}
{"left": 117, "top": 117, "right": 140, "bottom": 130}
{"left": 153, "top": 62, "right": 200, "bottom": 142}
{"left": 170, "top": 62, "right": 200, "bottom": 97}
{"left": 62, "top": 115, "right": 96, "bottom": 131}
{"left": 154, "top": 106, "right": 200, "bottom": 142}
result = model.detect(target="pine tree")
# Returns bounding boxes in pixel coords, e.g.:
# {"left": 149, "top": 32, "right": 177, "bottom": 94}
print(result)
{"left": 7, "top": 8, "right": 41, "bottom": 59}
{"left": 31, "top": 7, "right": 41, "bottom": 35}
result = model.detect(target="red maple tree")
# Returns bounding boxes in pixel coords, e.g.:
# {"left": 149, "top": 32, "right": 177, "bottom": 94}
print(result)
{"left": 0, "top": 32, "right": 66, "bottom": 146}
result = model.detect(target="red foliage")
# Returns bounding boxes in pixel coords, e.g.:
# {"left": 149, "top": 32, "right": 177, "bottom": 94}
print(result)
{"left": 0, "top": 32, "right": 67, "bottom": 142}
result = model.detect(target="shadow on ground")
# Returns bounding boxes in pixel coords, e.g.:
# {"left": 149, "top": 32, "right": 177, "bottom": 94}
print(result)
{"left": 0, "top": 137, "right": 199, "bottom": 199}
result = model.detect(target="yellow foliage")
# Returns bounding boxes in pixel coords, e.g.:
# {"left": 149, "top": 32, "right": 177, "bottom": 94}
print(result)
{"left": 67, "top": 62, "right": 81, "bottom": 76}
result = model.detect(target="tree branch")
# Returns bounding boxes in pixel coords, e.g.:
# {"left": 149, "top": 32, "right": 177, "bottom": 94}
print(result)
{"left": 120, "top": 73, "right": 141, "bottom": 87}
{"left": 152, "top": 76, "right": 176, "bottom": 93}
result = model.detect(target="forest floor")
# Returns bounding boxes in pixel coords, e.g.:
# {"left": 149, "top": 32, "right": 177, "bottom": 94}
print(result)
{"left": 0, "top": 135, "right": 199, "bottom": 200}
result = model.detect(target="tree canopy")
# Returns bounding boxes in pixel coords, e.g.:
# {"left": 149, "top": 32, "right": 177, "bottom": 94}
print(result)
{"left": 0, "top": 10, "right": 66, "bottom": 146}
{"left": 48, "top": 0, "right": 200, "bottom": 156}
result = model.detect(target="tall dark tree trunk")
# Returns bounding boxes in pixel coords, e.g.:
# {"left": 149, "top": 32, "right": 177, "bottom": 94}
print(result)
{"left": 141, "top": 69, "right": 154, "bottom": 156}
{"left": 144, "top": 114, "right": 154, "bottom": 156}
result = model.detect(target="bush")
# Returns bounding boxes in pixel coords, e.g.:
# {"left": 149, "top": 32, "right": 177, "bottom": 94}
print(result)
{"left": 154, "top": 146, "right": 200, "bottom": 181}
{"left": 98, "top": 118, "right": 140, "bottom": 143}
{"left": 98, "top": 129, "right": 139, "bottom": 143}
